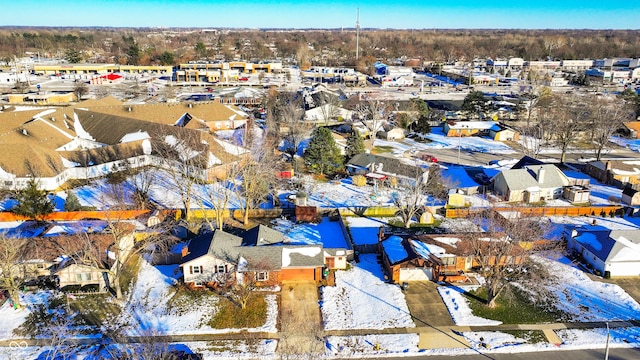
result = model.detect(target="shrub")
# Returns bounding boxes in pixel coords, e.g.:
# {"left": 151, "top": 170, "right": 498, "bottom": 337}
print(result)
{"left": 351, "top": 175, "right": 366, "bottom": 187}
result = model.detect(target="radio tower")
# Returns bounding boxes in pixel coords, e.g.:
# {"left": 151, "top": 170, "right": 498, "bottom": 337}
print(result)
{"left": 355, "top": 8, "right": 360, "bottom": 64}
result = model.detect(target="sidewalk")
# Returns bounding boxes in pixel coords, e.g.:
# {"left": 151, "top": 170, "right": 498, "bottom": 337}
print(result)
{"left": 1, "top": 320, "right": 637, "bottom": 349}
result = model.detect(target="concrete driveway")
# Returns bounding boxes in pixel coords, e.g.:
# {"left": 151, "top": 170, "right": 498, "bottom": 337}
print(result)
{"left": 278, "top": 281, "right": 324, "bottom": 356}
{"left": 402, "top": 281, "right": 455, "bottom": 327}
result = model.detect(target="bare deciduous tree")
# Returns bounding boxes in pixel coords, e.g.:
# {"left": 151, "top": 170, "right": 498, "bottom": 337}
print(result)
{"left": 465, "top": 209, "right": 549, "bottom": 308}
{"left": 545, "top": 94, "right": 587, "bottom": 164}
{"left": 0, "top": 235, "right": 28, "bottom": 309}
{"left": 588, "top": 96, "right": 632, "bottom": 161}
{"left": 391, "top": 165, "right": 448, "bottom": 228}
{"left": 150, "top": 127, "right": 209, "bottom": 220}
{"left": 355, "top": 97, "right": 391, "bottom": 149}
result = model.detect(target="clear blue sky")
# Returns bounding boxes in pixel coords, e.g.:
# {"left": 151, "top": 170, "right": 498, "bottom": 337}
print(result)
{"left": 3, "top": 1, "right": 639, "bottom": 29}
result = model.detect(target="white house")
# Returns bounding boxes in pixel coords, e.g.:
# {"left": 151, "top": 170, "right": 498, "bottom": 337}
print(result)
{"left": 492, "top": 165, "right": 570, "bottom": 203}
{"left": 566, "top": 226, "right": 640, "bottom": 278}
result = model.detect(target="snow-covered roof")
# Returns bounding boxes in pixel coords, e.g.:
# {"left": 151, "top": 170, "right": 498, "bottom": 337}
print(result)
{"left": 381, "top": 235, "right": 409, "bottom": 264}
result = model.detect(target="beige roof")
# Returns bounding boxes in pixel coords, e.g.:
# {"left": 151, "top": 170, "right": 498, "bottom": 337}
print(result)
{"left": 0, "top": 97, "right": 243, "bottom": 181}
{"left": 0, "top": 142, "right": 64, "bottom": 177}
{"left": 87, "top": 101, "right": 244, "bottom": 130}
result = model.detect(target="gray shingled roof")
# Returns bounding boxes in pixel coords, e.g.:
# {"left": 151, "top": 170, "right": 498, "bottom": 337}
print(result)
{"left": 496, "top": 164, "right": 568, "bottom": 191}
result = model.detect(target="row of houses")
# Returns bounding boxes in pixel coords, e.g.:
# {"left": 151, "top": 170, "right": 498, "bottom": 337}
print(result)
{"left": 0, "top": 97, "right": 249, "bottom": 191}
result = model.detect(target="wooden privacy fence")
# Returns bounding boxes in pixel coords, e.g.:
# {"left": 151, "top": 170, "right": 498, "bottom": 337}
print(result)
{"left": 445, "top": 205, "right": 624, "bottom": 218}
{"left": 0, "top": 209, "right": 152, "bottom": 222}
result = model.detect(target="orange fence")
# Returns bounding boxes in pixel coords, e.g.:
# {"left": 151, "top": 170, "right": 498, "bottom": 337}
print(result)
{"left": 445, "top": 205, "right": 623, "bottom": 219}
{"left": 0, "top": 210, "right": 152, "bottom": 222}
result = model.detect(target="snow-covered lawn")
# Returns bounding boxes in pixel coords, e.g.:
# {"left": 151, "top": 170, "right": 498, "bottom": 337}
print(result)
{"left": 538, "top": 256, "right": 640, "bottom": 322}
{"left": 279, "top": 177, "right": 394, "bottom": 209}
{"left": 437, "top": 285, "right": 502, "bottom": 326}
{"left": 0, "top": 291, "right": 52, "bottom": 340}
{"left": 120, "top": 261, "right": 278, "bottom": 335}
{"left": 320, "top": 254, "right": 415, "bottom": 330}
{"left": 386, "top": 127, "right": 516, "bottom": 155}
{"left": 325, "top": 334, "right": 420, "bottom": 358}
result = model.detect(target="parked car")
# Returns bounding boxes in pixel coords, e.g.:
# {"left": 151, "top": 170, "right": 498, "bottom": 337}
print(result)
{"left": 421, "top": 154, "right": 438, "bottom": 163}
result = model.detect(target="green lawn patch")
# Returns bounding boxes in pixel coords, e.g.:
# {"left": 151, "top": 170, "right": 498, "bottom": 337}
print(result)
{"left": 371, "top": 145, "right": 394, "bottom": 154}
{"left": 69, "top": 293, "right": 122, "bottom": 327}
{"left": 209, "top": 294, "right": 267, "bottom": 329}
{"left": 464, "top": 285, "right": 562, "bottom": 324}
{"left": 502, "top": 330, "right": 547, "bottom": 344}
{"left": 120, "top": 254, "right": 143, "bottom": 296}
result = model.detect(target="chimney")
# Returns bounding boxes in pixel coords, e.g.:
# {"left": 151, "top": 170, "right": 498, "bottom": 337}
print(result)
{"left": 605, "top": 161, "right": 612, "bottom": 171}
{"left": 536, "top": 166, "right": 545, "bottom": 183}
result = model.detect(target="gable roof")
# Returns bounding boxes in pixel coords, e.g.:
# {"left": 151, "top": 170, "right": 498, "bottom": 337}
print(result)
{"left": 495, "top": 164, "right": 569, "bottom": 191}
{"left": 242, "top": 224, "right": 285, "bottom": 246}
{"left": 87, "top": 101, "right": 244, "bottom": 128}
{"left": 510, "top": 155, "right": 545, "bottom": 170}
{"left": 569, "top": 226, "right": 640, "bottom": 263}
{"left": 182, "top": 227, "right": 325, "bottom": 270}
{"left": 182, "top": 230, "right": 243, "bottom": 263}
{"left": 347, "top": 153, "right": 425, "bottom": 179}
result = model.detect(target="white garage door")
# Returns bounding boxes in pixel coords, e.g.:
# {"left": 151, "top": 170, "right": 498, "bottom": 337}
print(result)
{"left": 399, "top": 268, "right": 432, "bottom": 281}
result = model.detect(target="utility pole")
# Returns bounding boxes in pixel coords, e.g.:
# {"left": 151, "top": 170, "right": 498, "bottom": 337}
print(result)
{"left": 355, "top": 8, "right": 360, "bottom": 65}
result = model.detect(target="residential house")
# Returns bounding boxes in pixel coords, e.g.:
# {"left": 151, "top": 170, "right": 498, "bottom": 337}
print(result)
{"left": 623, "top": 122, "right": 640, "bottom": 138}
{"left": 0, "top": 97, "right": 248, "bottom": 190}
{"left": 376, "top": 124, "right": 405, "bottom": 141}
{"left": 442, "top": 167, "right": 481, "bottom": 195}
{"left": 622, "top": 187, "right": 640, "bottom": 206}
{"left": 379, "top": 235, "right": 436, "bottom": 282}
{"left": 444, "top": 121, "right": 517, "bottom": 141}
{"left": 180, "top": 225, "right": 346, "bottom": 288}
{"left": 379, "top": 233, "right": 525, "bottom": 284}
{"left": 304, "top": 104, "right": 354, "bottom": 123}
{"left": 346, "top": 153, "right": 427, "bottom": 183}
{"left": 584, "top": 160, "right": 640, "bottom": 190}
{"left": 52, "top": 261, "right": 109, "bottom": 291}
{"left": 492, "top": 164, "right": 571, "bottom": 203}
{"left": 565, "top": 225, "right": 640, "bottom": 277}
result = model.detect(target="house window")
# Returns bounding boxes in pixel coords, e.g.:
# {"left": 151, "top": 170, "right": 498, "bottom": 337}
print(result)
{"left": 256, "top": 272, "right": 268, "bottom": 282}
{"left": 338, "top": 257, "right": 343, "bottom": 261}
{"left": 192, "top": 266, "right": 202, "bottom": 274}
{"left": 216, "top": 264, "right": 227, "bottom": 273}
{"left": 76, "top": 272, "right": 92, "bottom": 281}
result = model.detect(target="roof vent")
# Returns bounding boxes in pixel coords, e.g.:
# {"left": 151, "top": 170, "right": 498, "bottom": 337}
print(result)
{"left": 21, "top": 129, "right": 28, "bottom": 136}
{"left": 128, "top": 107, "right": 132, "bottom": 112}
{"left": 50, "top": 116, "right": 55, "bottom": 122}
{"left": 188, "top": 103, "right": 193, "bottom": 108}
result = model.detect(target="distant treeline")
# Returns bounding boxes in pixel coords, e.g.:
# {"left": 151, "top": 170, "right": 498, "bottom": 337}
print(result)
{"left": 1, "top": 27, "right": 639, "bottom": 72}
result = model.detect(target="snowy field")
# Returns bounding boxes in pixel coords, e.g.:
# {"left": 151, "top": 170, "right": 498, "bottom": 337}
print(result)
{"left": 320, "top": 254, "right": 415, "bottom": 330}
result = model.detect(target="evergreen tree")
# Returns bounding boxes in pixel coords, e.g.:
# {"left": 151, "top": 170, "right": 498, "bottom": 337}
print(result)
{"left": 64, "top": 191, "right": 83, "bottom": 212}
{"left": 413, "top": 115, "right": 432, "bottom": 135}
{"left": 461, "top": 90, "right": 490, "bottom": 115}
{"left": 409, "top": 97, "right": 432, "bottom": 135}
{"left": 12, "top": 179, "right": 54, "bottom": 222}
{"left": 345, "top": 130, "right": 366, "bottom": 162}
{"left": 304, "top": 127, "right": 343, "bottom": 175}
